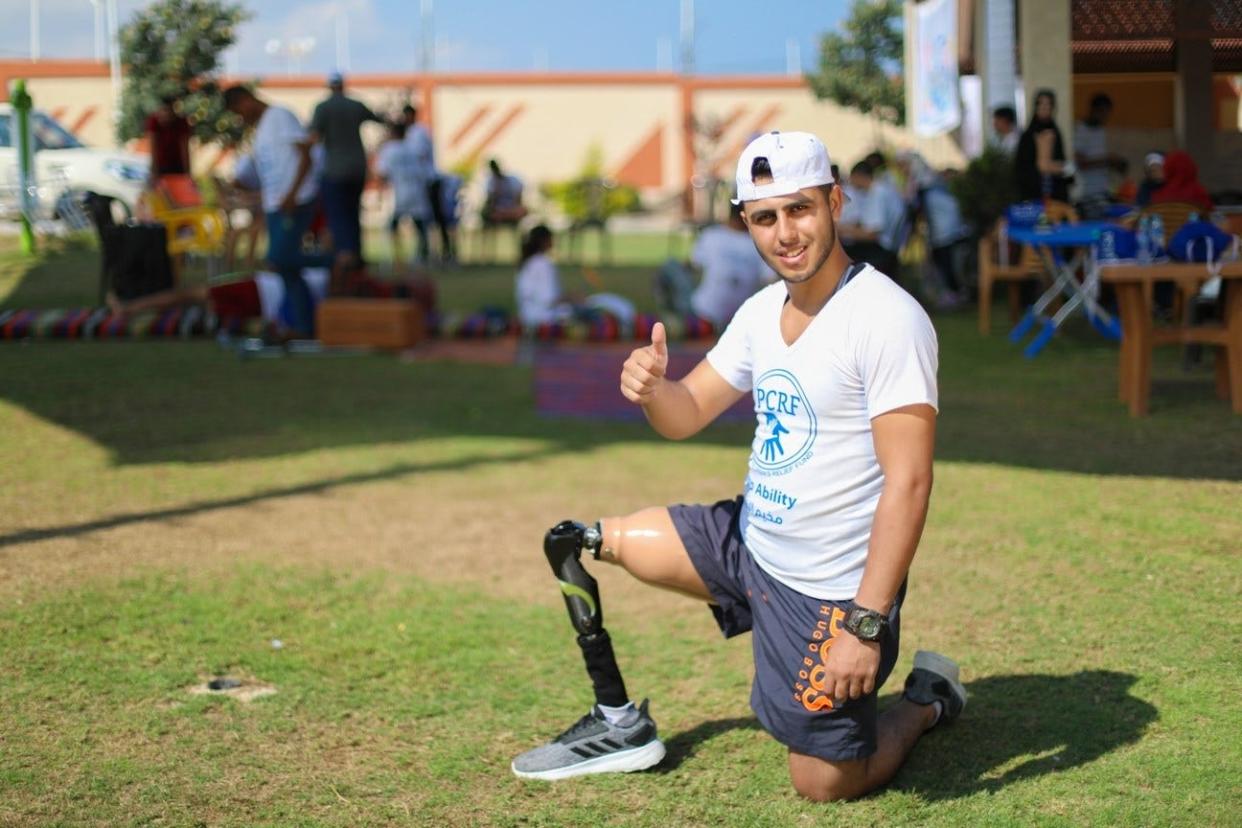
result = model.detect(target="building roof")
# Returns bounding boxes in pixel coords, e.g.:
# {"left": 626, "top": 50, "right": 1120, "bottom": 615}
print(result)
{"left": 1071, "top": 0, "right": 1242, "bottom": 73}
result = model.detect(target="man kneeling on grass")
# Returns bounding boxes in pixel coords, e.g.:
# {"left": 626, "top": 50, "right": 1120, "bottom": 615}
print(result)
{"left": 513, "top": 131, "right": 965, "bottom": 801}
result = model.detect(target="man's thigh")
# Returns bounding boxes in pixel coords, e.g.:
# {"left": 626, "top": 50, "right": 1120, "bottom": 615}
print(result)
{"left": 599, "top": 507, "right": 712, "bottom": 601}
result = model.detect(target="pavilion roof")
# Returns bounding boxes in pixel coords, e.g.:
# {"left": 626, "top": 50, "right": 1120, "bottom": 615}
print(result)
{"left": 1071, "top": 0, "right": 1242, "bottom": 73}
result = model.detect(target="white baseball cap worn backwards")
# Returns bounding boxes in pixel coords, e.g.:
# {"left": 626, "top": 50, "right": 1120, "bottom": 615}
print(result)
{"left": 732, "top": 130, "right": 836, "bottom": 205}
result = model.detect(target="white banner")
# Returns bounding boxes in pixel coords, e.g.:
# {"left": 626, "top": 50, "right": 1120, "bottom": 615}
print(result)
{"left": 914, "top": 0, "right": 961, "bottom": 137}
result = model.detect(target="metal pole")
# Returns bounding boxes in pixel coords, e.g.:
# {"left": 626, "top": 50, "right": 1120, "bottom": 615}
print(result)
{"left": 106, "top": 0, "right": 121, "bottom": 130}
{"left": 90, "top": 0, "right": 105, "bottom": 61}
{"left": 30, "top": 0, "right": 41, "bottom": 61}
{"left": 786, "top": 38, "right": 801, "bottom": 76}
{"left": 680, "top": 0, "right": 694, "bottom": 75}
{"left": 336, "top": 12, "right": 351, "bottom": 72}
{"left": 420, "top": 0, "right": 434, "bottom": 72}
{"left": 13, "top": 79, "right": 36, "bottom": 255}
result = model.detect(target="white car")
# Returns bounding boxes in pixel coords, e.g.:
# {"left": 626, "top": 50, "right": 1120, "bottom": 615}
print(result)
{"left": 0, "top": 103, "right": 148, "bottom": 223}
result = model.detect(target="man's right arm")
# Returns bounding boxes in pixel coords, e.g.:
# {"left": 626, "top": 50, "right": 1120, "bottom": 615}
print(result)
{"left": 620, "top": 322, "right": 746, "bottom": 440}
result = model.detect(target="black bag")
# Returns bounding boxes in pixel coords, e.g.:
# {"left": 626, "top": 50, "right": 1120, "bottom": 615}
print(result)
{"left": 101, "top": 223, "right": 174, "bottom": 301}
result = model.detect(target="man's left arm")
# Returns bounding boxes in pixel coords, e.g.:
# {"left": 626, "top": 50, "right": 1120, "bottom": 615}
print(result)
{"left": 279, "top": 112, "right": 314, "bottom": 214}
{"left": 823, "top": 404, "right": 936, "bottom": 702}
{"left": 281, "top": 141, "right": 314, "bottom": 214}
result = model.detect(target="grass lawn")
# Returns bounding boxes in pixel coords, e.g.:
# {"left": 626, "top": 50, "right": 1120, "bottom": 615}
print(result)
{"left": 1, "top": 236, "right": 1240, "bottom": 826}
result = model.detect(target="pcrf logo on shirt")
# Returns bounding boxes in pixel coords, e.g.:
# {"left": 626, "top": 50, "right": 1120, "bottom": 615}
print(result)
{"left": 752, "top": 369, "right": 817, "bottom": 473}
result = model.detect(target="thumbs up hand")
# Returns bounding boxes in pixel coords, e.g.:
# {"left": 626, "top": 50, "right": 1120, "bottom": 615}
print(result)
{"left": 620, "top": 322, "right": 669, "bottom": 404}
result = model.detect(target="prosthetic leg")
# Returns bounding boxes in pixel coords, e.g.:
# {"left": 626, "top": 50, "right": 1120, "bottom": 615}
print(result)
{"left": 543, "top": 520, "right": 629, "bottom": 708}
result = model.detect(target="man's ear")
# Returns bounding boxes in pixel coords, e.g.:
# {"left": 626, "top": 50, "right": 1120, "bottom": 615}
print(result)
{"left": 829, "top": 185, "right": 844, "bottom": 221}
{"left": 739, "top": 207, "right": 750, "bottom": 227}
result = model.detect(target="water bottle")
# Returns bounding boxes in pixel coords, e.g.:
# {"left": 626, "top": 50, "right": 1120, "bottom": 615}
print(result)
{"left": 1100, "top": 228, "right": 1117, "bottom": 261}
{"left": 1149, "top": 214, "right": 1165, "bottom": 258}
{"left": 1137, "top": 215, "right": 1152, "bottom": 263}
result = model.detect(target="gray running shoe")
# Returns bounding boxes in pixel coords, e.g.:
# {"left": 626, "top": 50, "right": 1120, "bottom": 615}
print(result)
{"left": 902, "top": 650, "right": 967, "bottom": 726}
{"left": 511, "top": 699, "right": 666, "bottom": 781}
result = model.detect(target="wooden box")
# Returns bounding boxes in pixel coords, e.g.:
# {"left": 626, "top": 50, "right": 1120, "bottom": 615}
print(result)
{"left": 316, "top": 298, "right": 425, "bottom": 349}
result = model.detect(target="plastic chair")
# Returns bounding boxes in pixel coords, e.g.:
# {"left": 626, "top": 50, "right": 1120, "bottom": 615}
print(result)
{"left": 145, "top": 175, "right": 227, "bottom": 271}
{"left": 977, "top": 200, "right": 1078, "bottom": 335}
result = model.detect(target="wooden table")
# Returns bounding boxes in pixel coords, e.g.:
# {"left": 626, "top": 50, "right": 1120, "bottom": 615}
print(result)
{"left": 1097, "top": 261, "right": 1242, "bottom": 416}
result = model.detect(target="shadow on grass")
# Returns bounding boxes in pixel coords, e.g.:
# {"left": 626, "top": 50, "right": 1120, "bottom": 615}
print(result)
{"left": 654, "top": 716, "right": 765, "bottom": 773}
{"left": 895, "top": 670, "right": 1157, "bottom": 801}
{"left": 650, "top": 671, "right": 1155, "bottom": 801}
{"left": 0, "top": 446, "right": 561, "bottom": 549}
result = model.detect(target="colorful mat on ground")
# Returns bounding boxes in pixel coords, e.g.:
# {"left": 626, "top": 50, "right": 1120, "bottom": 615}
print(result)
{"left": 1, "top": 307, "right": 722, "bottom": 343}
{"left": 0, "top": 307, "right": 223, "bottom": 341}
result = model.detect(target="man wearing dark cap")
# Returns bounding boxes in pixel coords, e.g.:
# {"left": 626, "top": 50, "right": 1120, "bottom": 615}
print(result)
{"left": 309, "top": 71, "right": 382, "bottom": 257}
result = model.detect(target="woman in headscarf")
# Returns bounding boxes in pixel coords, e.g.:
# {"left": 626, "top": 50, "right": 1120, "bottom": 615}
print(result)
{"left": 1150, "top": 150, "right": 1213, "bottom": 214}
{"left": 1014, "top": 89, "right": 1072, "bottom": 203}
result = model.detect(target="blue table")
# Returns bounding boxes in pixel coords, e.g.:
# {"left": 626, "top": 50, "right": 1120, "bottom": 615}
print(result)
{"left": 1005, "top": 221, "right": 1123, "bottom": 357}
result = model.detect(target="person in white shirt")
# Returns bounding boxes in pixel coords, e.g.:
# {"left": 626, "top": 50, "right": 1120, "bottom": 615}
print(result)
{"left": 375, "top": 122, "right": 433, "bottom": 267}
{"left": 1074, "top": 93, "right": 1126, "bottom": 217}
{"left": 225, "top": 85, "right": 324, "bottom": 335}
{"left": 991, "top": 105, "right": 1020, "bottom": 155}
{"left": 515, "top": 225, "right": 572, "bottom": 327}
{"left": 839, "top": 160, "right": 901, "bottom": 277}
{"left": 481, "top": 158, "right": 527, "bottom": 261}
{"left": 513, "top": 131, "right": 963, "bottom": 802}
{"left": 402, "top": 103, "right": 454, "bottom": 262}
{"left": 686, "top": 203, "right": 776, "bottom": 327}
{"left": 515, "top": 224, "right": 634, "bottom": 328}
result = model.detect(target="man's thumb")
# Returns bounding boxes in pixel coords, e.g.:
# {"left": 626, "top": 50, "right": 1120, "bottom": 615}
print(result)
{"left": 651, "top": 321, "right": 668, "bottom": 359}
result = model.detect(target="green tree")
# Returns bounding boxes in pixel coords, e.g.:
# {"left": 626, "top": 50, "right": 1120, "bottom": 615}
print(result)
{"left": 116, "top": 0, "right": 250, "bottom": 146}
{"left": 540, "top": 145, "right": 642, "bottom": 222}
{"left": 808, "top": 0, "right": 905, "bottom": 124}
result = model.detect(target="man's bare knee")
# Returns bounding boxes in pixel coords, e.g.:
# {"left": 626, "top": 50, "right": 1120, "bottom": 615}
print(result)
{"left": 791, "top": 776, "right": 861, "bottom": 803}
{"left": 788, "top": 753, "right": 870, "bottom": 803}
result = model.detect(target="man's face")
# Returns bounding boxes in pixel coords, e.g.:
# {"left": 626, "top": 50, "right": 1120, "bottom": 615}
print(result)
{"left": 228, "top": 97, "right": 258, "bottom": 126}
{"left": 992, "top": 115, "right": 1012, "bottom": 136}
{"left": 1092, "top": 103, "right": 1112, "bottom": 125}
{"left": 849, "top": 172, "right": 872, "bottom": 192}
{"left": 742, "top": 185, "right": 841, "bottom": 285}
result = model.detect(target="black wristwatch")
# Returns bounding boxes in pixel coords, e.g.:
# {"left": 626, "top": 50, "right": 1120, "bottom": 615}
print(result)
{"left": 843, "top": 604, "right": 889, "bottom": 642}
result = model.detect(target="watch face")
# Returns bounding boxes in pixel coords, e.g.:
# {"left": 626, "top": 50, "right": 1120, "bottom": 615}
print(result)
{"left": 858, "top": 615, "right": 882, "bottom": 639}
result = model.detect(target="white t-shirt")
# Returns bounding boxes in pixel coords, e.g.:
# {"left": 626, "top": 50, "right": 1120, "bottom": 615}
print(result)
{"left": 403, "top": 123, "right": 437, "bottom": 177}
{"left": 706, "top": 265, "right": 939, "bottom": 599}
{"left": 690, "top": 225, "right": 774, "bottom": 326}
{"left": 515, "top": 253, "right": 569, "bottom": 326}
{"left": 488, "top": 174, "right": 524, "bottom": 209}
{"left": 873, "top": 178, "right": 907, "bottom": 251}
{"left": 1074, "top": 120, "right": 1110, "bottom": 199}
{"left": 254, "top": 267, "right": 331, "bottom": 322}
{"left": 247, "top": 105, "right": 318, "bottom": 213}
{"left": 375, "top": 139, "right": 431, "bottom": 219}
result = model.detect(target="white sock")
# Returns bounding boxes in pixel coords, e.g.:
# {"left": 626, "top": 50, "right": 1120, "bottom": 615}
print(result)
{"left": 597, "top": 701, "right": 637, "bottom": 725}
{"left": 927, "top": 700, "right": 944, "bottom": 729}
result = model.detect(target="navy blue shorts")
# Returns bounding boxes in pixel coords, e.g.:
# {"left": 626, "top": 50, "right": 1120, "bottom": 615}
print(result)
{"left": 669, "top": 496, "right": 903, "bottom": 762}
